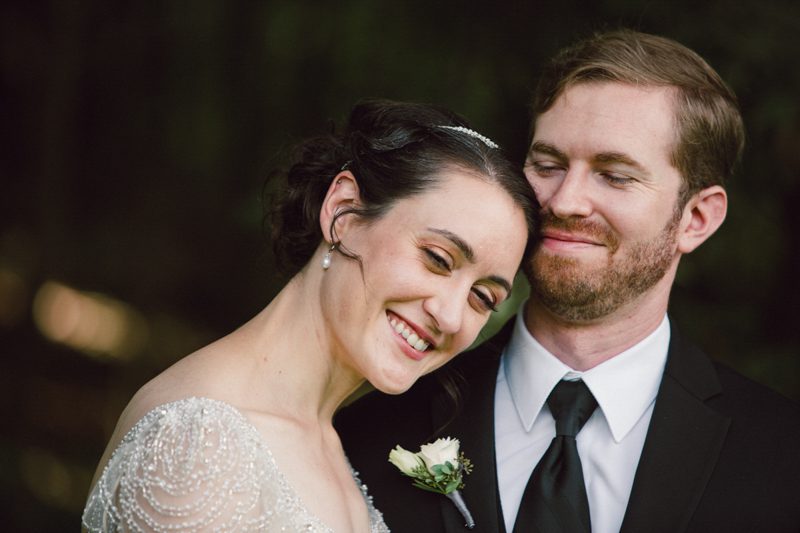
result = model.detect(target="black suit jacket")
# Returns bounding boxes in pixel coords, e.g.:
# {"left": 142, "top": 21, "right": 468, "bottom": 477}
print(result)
{"left": 336, "top": 320, "right": 800, "bottom": 533}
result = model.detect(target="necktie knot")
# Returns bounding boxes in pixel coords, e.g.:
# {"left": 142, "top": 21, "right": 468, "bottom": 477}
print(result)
{"left": 547, "top": 379, "right": 598, "bottom": 437}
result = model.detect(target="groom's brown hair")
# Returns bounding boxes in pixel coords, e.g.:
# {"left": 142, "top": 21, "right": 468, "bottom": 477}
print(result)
{"left": 530, "top": 29, "right": 745, "bottom": 206}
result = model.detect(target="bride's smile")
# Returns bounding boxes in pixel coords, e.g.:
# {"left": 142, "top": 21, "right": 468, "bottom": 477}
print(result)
{"left": 318, "top": 168, "right": 526, "bottom": 395}
{"left": 387, "top": 311, "right": 433, "bottom": 355}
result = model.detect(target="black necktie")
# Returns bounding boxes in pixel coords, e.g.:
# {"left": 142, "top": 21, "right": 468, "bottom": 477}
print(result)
{"left": 512, "top": 379, "right": 598, "bottom": 533}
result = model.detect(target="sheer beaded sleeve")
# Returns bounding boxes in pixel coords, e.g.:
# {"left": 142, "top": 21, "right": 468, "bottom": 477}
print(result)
{"left": 82, "top": 398, "right": 389, "bottom": 532}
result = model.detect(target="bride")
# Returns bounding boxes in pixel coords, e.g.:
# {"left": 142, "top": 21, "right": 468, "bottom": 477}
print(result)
{"left": 82, "top": 99, "right": 535, "bottom": 532}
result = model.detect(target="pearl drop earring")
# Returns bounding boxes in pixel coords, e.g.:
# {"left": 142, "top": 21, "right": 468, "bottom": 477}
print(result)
{"left": 322, "top": 243, "right": 336, "bottom": 270}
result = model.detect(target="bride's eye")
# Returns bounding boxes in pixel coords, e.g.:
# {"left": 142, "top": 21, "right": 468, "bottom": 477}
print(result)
{"left": 424, "top": 248, "right": 452, "bottom": 272}
{"left": 470, "top": 287, "right": 498, "bottom": 312}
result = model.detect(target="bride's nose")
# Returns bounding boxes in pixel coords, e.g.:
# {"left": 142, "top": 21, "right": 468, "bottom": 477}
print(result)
{"left": 422, "top": 285, "right": 466, "bottom": 336}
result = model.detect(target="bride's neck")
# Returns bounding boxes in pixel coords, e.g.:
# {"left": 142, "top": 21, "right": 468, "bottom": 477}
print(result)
{"left": 232, "top": 270, "right": 364, "bottom": 425}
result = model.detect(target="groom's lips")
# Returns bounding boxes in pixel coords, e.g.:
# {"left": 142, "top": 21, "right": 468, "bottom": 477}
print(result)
{"left": 540, "top": 229, "right": 604, "bottom": 253}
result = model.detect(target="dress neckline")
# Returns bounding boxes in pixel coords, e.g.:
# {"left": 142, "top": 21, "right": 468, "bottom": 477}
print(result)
{"left": 123, "top": 396, "right": 376, "bottom": 532}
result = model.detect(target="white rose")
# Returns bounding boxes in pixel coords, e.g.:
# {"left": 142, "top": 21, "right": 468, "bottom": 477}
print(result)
{"left": 419, "top": 437, "right": 460, "bottom": 472}
{"left": 389, "top": 446, "right": 424, "bottom": 476}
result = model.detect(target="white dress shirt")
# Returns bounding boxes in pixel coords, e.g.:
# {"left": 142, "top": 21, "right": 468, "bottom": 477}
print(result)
{"left": 495, "top": 312, "right": 670, "bottom": 533}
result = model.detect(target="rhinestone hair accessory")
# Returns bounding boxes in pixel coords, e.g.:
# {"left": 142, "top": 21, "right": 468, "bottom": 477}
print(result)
{"left": 437, "top": 125, "right": 499, "bottom": 149}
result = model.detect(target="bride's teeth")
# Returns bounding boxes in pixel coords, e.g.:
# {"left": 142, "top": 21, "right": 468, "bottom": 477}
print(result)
{"left": 390, "top": 314, "right": 432, "bottom": 352}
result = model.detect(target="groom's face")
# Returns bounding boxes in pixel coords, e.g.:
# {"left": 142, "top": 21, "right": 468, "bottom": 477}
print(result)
{"left": 523, "top": 82, "right": 686, "bottom": 321}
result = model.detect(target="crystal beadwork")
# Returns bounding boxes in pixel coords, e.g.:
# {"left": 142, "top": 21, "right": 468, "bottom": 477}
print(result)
{"left": 82, "top": 397, "right": 389, "bottom": 532}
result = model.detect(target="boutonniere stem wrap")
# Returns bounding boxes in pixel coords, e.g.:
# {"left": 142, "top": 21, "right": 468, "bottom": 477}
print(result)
{"left": 389, "top": 437, "right": 475, "bottom": 529}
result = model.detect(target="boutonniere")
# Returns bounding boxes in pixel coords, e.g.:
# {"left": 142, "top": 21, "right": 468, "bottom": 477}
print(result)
{"left": 388, "top": 437, "right": 475, "bottom": 529}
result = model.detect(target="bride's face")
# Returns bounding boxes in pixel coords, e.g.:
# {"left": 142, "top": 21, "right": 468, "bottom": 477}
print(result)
{"left": 320, "top": 168, "right": 528, "bottom": 394}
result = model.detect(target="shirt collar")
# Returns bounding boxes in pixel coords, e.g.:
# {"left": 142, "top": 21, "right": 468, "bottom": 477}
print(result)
{"left": 503, "top": 311, "right": 670, "bottom": 442}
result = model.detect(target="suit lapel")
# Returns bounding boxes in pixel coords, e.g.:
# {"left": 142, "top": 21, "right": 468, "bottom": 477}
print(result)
{"left": 433, "top": 322, "right": 514, "bottom": 533}
{"left": 620, "top": 326, "right": 731, "bottom": 533}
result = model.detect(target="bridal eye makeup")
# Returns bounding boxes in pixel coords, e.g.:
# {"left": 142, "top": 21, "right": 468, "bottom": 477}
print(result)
{"left": 416, "top": 229, "right": 511, "bottom": 314}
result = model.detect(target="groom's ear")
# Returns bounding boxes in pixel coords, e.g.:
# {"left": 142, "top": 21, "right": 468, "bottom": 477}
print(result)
{"left": 677, "top": 185, "right": 727, "bottom": 254}
{"left": 319, "top": 170, "right": 361, "bottom": 243}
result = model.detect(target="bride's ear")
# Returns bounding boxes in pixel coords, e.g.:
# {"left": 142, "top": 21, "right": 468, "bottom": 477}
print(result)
{"left": 319, "top": 170, "right": 361, "bottom": 243}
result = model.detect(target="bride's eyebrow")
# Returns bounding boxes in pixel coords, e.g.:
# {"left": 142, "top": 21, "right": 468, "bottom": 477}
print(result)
{"left": 488, "top": 275, "right": 512, "bottom": 294}
{"left": 426, "top": 228, "right": 513, "bottom": 293}
{"left": 427, "top": 228, "right": 474, "bottom": 261}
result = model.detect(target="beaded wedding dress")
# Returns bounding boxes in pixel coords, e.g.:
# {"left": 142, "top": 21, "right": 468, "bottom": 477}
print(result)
{"left": 82, "top": 397, "right": 389, "bottom": 532}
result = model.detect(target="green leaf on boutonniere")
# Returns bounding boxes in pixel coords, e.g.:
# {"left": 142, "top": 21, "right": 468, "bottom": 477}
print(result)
{"left": 445, "top": 479, "right": 460, "bottom": 493}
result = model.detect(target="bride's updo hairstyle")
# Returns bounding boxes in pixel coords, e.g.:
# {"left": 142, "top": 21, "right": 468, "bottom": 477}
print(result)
{"left": 270, "top": 98, "right": 537, "bottom": 277}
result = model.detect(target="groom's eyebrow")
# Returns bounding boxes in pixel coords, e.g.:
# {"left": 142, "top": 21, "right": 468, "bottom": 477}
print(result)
{"left": 530, "top": 140, "right": 649, "bottom": 175}
{"left": 528, "top": 141, "right": 567, "bottom": 161}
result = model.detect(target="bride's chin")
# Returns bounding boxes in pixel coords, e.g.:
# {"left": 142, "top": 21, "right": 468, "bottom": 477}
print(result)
{"left": 367, "top": 369, "right": 418, "bottom": 396}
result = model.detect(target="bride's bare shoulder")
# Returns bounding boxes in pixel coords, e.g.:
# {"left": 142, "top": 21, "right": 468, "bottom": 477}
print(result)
{"left": 124, "top": 347, "right": 229, "bottom": 424}
{"left": 105, "top": 345, "right": 229, "bottom": 443}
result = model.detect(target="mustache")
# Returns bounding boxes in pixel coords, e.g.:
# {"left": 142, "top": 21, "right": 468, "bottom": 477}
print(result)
{"left": 537, "top": 211, "right": 619, "bottom": 249}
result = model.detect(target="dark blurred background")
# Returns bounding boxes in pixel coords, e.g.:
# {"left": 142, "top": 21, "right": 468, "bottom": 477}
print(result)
{"left": 1, "top": 1, "right": 798, "bottom": 529}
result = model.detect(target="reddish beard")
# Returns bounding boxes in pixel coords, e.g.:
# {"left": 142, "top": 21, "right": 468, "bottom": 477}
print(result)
{"left": 525, "top": 209, "right": 680, "bottom": 321}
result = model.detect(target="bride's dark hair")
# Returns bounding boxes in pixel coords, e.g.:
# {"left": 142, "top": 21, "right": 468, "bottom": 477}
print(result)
{"left": 269, "top": 98, "right": 537, "bottom": 277}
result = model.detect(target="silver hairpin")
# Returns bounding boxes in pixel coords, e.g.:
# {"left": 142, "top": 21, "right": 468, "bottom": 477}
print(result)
{"left": 437, "top": 125, "right": 499, "bottom": 149}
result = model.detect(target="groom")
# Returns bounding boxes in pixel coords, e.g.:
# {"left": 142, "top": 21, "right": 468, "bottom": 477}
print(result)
{"left": 336, "top": 29, "right": 800, "bottom": 533}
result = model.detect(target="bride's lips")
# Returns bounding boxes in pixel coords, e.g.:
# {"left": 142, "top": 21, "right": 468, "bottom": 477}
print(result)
{"left": 387, "top": 311, "right": 435, "bottom": 361}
